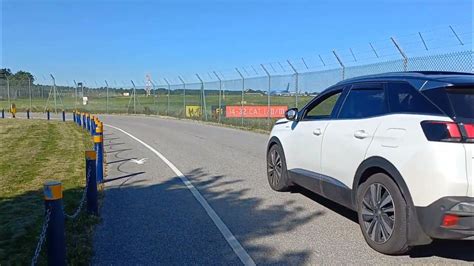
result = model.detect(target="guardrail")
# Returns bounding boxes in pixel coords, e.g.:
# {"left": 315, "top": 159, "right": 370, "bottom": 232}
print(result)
{"left": 24, "top": 111, "right": 105, "bottom": 266}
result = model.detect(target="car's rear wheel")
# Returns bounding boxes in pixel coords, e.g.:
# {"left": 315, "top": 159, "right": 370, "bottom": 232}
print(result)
{"left": 357, "top": 173, "right": 410, "bottom": 255}
{"left": 267, "top": 144, "right": 291, "bottom": 191}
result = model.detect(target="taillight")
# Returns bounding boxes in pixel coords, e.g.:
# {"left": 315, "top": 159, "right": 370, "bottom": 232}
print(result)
{"left": 421, "top": 121, "right": 462, "bottom": 142}
{"left": 421, "top": 121, "right": 474, "bottom": 143}
{"left": 461, "top": 123, "right": 474, "bottom": 142}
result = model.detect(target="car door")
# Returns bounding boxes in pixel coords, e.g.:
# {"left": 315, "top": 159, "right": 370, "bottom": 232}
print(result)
{"left": 321, "top": 83, "right": 388, "bottom": 188}
{"left": 284, "top": 88, "right": 345, "bottom": 175}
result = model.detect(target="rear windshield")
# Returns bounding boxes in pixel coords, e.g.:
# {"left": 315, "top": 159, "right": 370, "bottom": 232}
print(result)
{"left": 423, "top": 86, "right": 474, "bottom": 122}
{"left": 446, "top": 88, "right": 474, "bottom": 120}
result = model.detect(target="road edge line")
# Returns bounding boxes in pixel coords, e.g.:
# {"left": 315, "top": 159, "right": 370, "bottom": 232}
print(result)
{"left": 104, "top": 124, "right": 256, "bottom": 266}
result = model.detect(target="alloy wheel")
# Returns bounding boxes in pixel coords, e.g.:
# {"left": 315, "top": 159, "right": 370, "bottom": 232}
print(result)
{"left": 361, "top": 183, "right": 395, "bottom": 244}
{"left": 268, "top": 149, "right": 282, "bottom": 187}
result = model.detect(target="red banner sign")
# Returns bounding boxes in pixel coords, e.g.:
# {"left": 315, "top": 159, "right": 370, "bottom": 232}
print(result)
{"left": 225, "top": 105, "right": 288, "bottom": 118}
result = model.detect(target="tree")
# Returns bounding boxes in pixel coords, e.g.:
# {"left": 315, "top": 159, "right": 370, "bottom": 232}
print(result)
{"left": 0, "top": 68, "right": 12, "bottom": 78}
{"left": 12, "top": 70, "right": 35, "bottom": 83}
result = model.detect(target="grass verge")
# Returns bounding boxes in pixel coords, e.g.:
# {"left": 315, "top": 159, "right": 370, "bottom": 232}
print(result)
{"left": 0, "top": 119, "right": 99, "bottom": 265}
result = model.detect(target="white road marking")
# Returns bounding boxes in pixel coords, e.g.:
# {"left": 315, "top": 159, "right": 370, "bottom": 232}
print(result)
{"left": 130, "top": 158, "right": 148, "bottom": 165}
{"left": 105, "top": 124, "right": 256, "bottom": 266}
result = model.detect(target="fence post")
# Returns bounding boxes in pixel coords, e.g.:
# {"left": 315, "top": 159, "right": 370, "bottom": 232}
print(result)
{"left": 164, "top": 78, "right": 171, "bottom": 116}
{"left": 390, "top": 37, "right": 408, "bottom": 71}
{"left": 195, "top": 74, "right": 208, "bottom": 121}
{"left": 260, "top": 64, "right": 271, "bottom": 130}
{"left": 94, "top": 125, "right": 104, "bottom": 184}
{"left": 213, "top": 71, "right": 223, "bottom": 123}
{"left": 235, "top": 68, "right": 245, "bottom": 127}
{"left": 82, "top": 113, "right": 86, "bottom": 129}
{"left": 47, "top": 109, "right": 50, "bottom": 120}
{"left": 1, "top": 109, "right": 4, "bottom": 119}
{"left": 85, "top": 151, "right": 99, "bottom": 215}
{"left": 43, "top": 180, "right": 66, "bottom": 266}
{"left": 333, "top": 50, "right": 345, "bottom": 80}
{"left": 178, "top": 76, "right": 186, "bottom": 118}
{"left": 62, "top": 110, "right": 65, "bottom": 122}
{"left": 27, "top": 109, "right": 30, "bottom": 119}
{"left": 287, "top": 60, "right": 299, "bottom": 108}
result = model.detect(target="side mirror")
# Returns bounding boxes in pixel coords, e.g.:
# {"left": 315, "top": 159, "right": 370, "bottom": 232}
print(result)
{"left": 285, "top": 108, "right": 298, "bottom": 121}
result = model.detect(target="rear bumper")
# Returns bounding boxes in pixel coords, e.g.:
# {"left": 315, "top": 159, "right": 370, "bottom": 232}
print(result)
{"left": 416, "top": 197, "right": 474, "bottom": 239}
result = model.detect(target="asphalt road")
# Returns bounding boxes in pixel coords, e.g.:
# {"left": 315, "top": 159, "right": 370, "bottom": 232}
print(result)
{"left": 92, "top": 115, "right": 473, "bottom": 265}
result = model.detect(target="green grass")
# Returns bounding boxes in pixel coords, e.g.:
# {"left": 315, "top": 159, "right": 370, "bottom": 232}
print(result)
{"left": 0, "top": 119, "right": 99, "bottom": 265}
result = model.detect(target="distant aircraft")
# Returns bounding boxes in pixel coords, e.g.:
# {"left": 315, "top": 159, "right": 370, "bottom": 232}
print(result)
{"left": 269, "top": 83, "right": 295, "bottom": 96}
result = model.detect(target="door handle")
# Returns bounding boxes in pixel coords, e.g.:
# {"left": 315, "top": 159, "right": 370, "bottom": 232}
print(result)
{"left": 354, "top": 130, "right": 369, "bottom": 139}
{"left": 313, "top": 129, "right": 322, "bottom": 136}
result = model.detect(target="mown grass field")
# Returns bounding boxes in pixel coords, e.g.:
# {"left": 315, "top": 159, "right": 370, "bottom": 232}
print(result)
{"left": 0, "top": 119, "right": 99, "bottom": 264}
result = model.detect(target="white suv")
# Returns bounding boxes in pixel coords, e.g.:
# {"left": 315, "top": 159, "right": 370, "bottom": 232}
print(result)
{"left": 267, "top": 71, "right": 473, "bottom": 254}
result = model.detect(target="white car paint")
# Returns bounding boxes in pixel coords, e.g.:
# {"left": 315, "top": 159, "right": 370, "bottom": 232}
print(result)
{"left": 270, "top": 113, "right": 471, "bottom": 207}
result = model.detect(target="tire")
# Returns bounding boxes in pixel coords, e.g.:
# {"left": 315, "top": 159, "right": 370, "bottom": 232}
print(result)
{"left": 266, "top": 144, "right": 291, "bottom": 191}
{"left": 356, "top": 173, "right": 411, "bottom": 255}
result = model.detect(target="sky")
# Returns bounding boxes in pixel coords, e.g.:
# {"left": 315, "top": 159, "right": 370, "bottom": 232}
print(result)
{"left": 1, "top": 0, "right": 473, "bottom": 86}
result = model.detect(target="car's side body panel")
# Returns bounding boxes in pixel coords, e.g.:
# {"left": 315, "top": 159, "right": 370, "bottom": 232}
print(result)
{"left": 321, "top": 117, "right": 383, "bottom": 188}
{"left": 365, "top": 114, "right": 469, "bottom": 207}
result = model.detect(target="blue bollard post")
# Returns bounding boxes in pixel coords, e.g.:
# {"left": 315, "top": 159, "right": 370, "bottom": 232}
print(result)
{"left": 62, "top": 110, "right": 66, "bottom": 122}
{"left": 1, "top": 109, "right": 4, "bottom": 119}
{"left": 94, "top": 128, "right": 104, "bottom": 184}
{"left": 43, "top": 181, "right": 66, "bottom": 266}
{"left": 85, "top": 151, "right": 99, "bottom": 215}
{"left": 90, "top": 116, "right": 94, "bottom": 135}
{"left": 47, "top": 109, "right": 50, "bottom": 120}
{"left": 77, "top": 112, "right": 81, "bottom": 126}
{"left": 27, "top": 109, "right": 30, "bottom": 119}
{"left": 82, "top": 114, "right": 86, "bottom": 129}
{"left": 86, "top": 114, "right": 91, "bottom": 132}
{"left": 73, "top": 111, "right": 76, "bottom": 123}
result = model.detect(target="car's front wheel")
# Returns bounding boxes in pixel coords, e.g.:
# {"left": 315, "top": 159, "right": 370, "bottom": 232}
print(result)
{"left": 267, "top": 144, "right": 291, "bottom": 191}
{"left": 357, "top": 173, "right": 411, "bottom": 255}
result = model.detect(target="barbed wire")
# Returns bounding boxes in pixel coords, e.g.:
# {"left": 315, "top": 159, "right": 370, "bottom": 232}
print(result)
{"left": 31, "top": 208, "right": 52, "bottom": 266}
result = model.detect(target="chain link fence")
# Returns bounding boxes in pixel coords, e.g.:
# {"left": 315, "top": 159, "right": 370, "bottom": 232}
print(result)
{"left": 2, "top": 50, "right": 471, "bottom": 130}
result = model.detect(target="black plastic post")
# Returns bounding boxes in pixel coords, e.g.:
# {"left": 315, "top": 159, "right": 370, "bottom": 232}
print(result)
{"left": 43, "top": 181, "right": 66, "bottom": 266}
{"left": 73, "top": 111, "right": 76, "bottom": 123}
{"left": 47, "top": 110, "right": 50, "bottom": 120}
{"left": 62, "top": 110, "right": 66, "bottom": 122}
{"left": 85, "top": 151, "right": 98, "bottom": 215}
{"left": 1, "top": 109, "right": 4, "bottom": 119}
{"left": 27, "top": 109, "right": 30, "bottom": 119}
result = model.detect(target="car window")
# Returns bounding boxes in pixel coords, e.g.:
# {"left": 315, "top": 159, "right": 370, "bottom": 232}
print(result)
{"left": 304, "top": 91, "right": 342, "bottom": 119}
{"left": 338, "top": 88, "right": 387, "bottom": 119}
{"left": 388, "top": 83, "right": 442, "bottom": 115}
